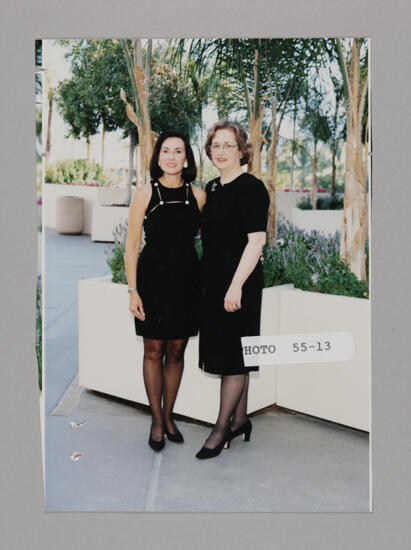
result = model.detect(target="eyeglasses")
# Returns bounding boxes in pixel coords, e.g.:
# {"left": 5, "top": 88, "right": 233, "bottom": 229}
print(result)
{"left": 210, "top": 143, "right": 238, "bottom": 152}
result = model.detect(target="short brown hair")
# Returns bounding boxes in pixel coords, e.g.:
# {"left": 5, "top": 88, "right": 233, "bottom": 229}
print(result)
{"left": 204, "top": 120, "right": 250, "bottom": 166}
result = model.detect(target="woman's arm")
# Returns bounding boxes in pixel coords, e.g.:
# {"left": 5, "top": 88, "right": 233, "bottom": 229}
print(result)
{"left": 224, "top": 232, "right": 266, "bottom": 313}
{"left": 124, "top": 183, "right": 151, "bottom": 320}
{"left": 191, "top": 184, "right": 207, "bottom": 211}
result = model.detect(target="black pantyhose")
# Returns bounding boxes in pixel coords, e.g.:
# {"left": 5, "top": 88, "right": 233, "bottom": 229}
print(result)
{"left": 204, "top": 373, "right": 248, "bottom": 449}
{"left": 142, "top": 337, "right": 188, "bottom": 441}
{"left": 231, "top": 373, "right": 249, "bottom": 431}
{"left": 163, "top": 338, "right": 188, "bottom": 434}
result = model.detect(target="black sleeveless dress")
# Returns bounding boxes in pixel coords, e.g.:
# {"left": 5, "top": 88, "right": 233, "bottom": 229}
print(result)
{"left": 199, "top": 172, "right": 270, "bottom": 375}
{"left": 134, "top": 181, "right": 201, "bottom": 340}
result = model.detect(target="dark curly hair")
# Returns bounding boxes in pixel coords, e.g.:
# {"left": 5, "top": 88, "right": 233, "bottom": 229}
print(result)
{"left": 149, "top": 131, "right": 197, "bottom": 183}
{"left": 204, "top": 120, "right": 251, "bottom": 166}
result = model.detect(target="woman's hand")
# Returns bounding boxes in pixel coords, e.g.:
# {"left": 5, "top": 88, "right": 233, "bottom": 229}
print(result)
{"left": 224, "top": 282, "right": 242, "bottom": 312}
{"left": 129, "top": 291, "right": 145, "bottom": 321}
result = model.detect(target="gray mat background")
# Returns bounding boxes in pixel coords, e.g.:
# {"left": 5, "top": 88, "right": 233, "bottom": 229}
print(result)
{"left": 1, "top": 0, "right": 410, "bottom": 548}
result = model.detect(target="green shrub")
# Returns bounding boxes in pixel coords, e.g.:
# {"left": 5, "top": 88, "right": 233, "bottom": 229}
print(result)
{"left": 263, "top": 214, "right": 369, "bottom": 298}
{"left": 297, "top": 195, "right": 344, "bottom": 210}
{"left": 106, "top": 243, "right": 128, "bottom": 284}
{"left": 105, "top": 216, "right": 369, "bottom": 299}
{"left": 45, "top": 159, "right": 106, "bottom": 185}
{"left": 316, "top": 195, "right": 344, "bottom": 210}
{"left": 297, "top": 198, "right": 313, "bottom": 210}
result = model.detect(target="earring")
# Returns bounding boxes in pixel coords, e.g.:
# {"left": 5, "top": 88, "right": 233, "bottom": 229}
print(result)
{"left": 183, "top": 161, "right": 188, "bottom": 168}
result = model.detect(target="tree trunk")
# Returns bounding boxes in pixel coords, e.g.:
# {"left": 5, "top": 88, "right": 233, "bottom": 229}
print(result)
{"left": 135, "top": 143, "right": 139, "bottom": 187}
{"left": 290, "top": 113, "right": 296, "bottom": 190}
{"left": 45, "top": 91, "right": 53, "bottom": 164}
{"left": 340, "top": 115, "right": 367, "bottom": 280}
{"left": 247, "top": 105, "right": 264, "bottom": 179}
{"left": 338, "top": 39, "right": 368, "bottom": 281}
{"left": 311, "top": 141, "right": 318, "bottom": 209}
{"left": 331, "top": 147, "right": 336, "bottom": 195}
{"left": 101, "top": 127, "right": 105, "bottom": 171}
{"left": 120, "top": 39, "right": 154, "bottom": 186}
{"left": 125, "top": 133, "right": 135, "bottom": 206}
{"left": 247, "top": 49, "right": 264, "bottom": 179}
{"left": 86, "top": 136, "right": 91, "bottom": 163}
{"left": 266, "top": 149, "right": 277, "bottom": 243}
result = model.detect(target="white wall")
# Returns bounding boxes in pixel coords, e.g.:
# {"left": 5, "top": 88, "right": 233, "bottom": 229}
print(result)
{"left": 291, "top": 206, "right": 343, "bottom": 236}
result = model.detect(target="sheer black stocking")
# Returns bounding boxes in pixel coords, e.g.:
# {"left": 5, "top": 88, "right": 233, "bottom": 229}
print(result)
{"left": 231, "top": 373, "right": 249, "bottom": 431}
{"left": 204, "top": 374, "right": 247, "bottom": 449}
{"left": 143, "top": 338, "right": 166, "bottom": 441}
{"left": 162, "top": 338, "right": 188, "bottom": 434}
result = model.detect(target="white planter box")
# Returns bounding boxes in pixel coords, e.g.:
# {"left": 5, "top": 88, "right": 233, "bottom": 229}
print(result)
{"left": 78, "top": 278, "right": 370, "bottom": 429}
{"left": 44, "top": 184, "right": 129, "bottom": 235}
{"left": 91, "top": 205, "right": 129, "bottom": 242}
{"left": 78, "top": 277, "right": 283, "bottom": 424}
{"left": 276, "top": 191, "right": 334, "bottom": 223}
{"left": 276, "top": 289, "right": 370, "bottom": 431}
{"left": 291, "top": 206, "right": 343, "bottom": 236}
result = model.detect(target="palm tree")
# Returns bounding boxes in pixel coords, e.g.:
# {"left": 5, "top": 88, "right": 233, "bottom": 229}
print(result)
{"left": 172, "top": 39, "right": 321, "bottom": 240}
{"left": 120, "top": 39, "right": 155, "bottom": 186}
{"left": 301, "top": 85, "right": 332, "bottom": 209}
{"left": 335, "top": 38, "right": 369, "bottom": 280}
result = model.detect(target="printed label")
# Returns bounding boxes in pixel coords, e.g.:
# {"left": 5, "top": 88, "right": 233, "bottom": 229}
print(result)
{"left": 241, "top": 332, "right": 355, "bottom": 366}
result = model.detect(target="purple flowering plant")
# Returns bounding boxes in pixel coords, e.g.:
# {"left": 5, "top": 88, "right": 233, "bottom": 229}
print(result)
{"left": 263, "top": 213, "right": 369, "bottom": 298}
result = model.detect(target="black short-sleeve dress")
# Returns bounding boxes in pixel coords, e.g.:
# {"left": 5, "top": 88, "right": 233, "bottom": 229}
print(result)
{"left": 199, "top": 172, "right": 270, "bottom": 375}
{"left": 134, "top": 180, "right": 201, "bottom": 340}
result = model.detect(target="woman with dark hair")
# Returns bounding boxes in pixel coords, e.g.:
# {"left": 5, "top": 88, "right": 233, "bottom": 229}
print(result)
{"left": 196, "top": 120, "right": 270, "bottom": 459}
{"left": 125, "top": 131, "right": 206, "bottom": 452}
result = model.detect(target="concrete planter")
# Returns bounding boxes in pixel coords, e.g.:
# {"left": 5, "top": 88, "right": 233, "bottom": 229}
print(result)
{"left": 276, "top": 191, "right": 333, "bottom": 223}
{"left": 78, "top": 278, "right": 370, "bottom": 429}
{"left": 44, "top": 184, "right": 128, "bottom": 235}
{"left": 91, "top": 205, "right": 129, "bottom": 242}
{"left": 78, "top": 277, "right": 283, "bottom": 424}
{"left": 276, "top": 289, "right": 370, "bottom": 431}
{"left": 291, "top": 206, "right": 343, "bottom": 236}
{"left": 56, "top": 196, "right": 84, "bottom": 235}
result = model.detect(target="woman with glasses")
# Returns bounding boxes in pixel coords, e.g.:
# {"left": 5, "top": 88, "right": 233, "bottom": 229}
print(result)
{"left": 125, "top": 131, "right": 206, "bottom": 452}
{"left": 196, "top": 120, "right": 270, "bottom": 459}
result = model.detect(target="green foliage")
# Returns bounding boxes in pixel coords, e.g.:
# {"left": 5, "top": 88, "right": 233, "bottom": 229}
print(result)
{"left": 317, "top": 195, "right": 344, "bottom": 210}
{"left": 263, "top": 214, "right": 368, "bottom": 298}
{"left": 45, "top": 159, "right": 106, "bottom": 185}
{"left": 105, "top": 217, "right": 368, "bottom": 299}
{"left": 106, "top": 243, "right": 128, "bottom": 284}
{"left": 36, "top": 276, "right": 42, "bottom": 391}
{"left": 57, "top": 40, "right": 130, "bottom": 141}
{"left": 149, "top": 61, "right": 201, "bottom": 137}
{"left": 297, "top": 198, "right": 314, "bottom": 210}
{"left": 317, "top": 174, "right": 332, "bottom": 190}
{"left": 297, "top": 195, "right": 344, "bottom": 210}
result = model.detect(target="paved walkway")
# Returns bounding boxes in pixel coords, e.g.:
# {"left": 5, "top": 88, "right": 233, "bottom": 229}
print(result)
{"left": 44, "top": 228, "right": 369, "bottom": 512}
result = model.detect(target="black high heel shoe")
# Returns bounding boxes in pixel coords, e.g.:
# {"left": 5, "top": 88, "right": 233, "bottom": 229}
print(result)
{"left": 196, "top": 429, "right": 231, "bottom": 460}
{"left": 148, "top": 424, "right": 165, "bottom": 452}
{"left": 164, "top": 424, "right": 184, "bottom": 444}
{"left": 227, "top": 418, "right": 252, "bottom": 445}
